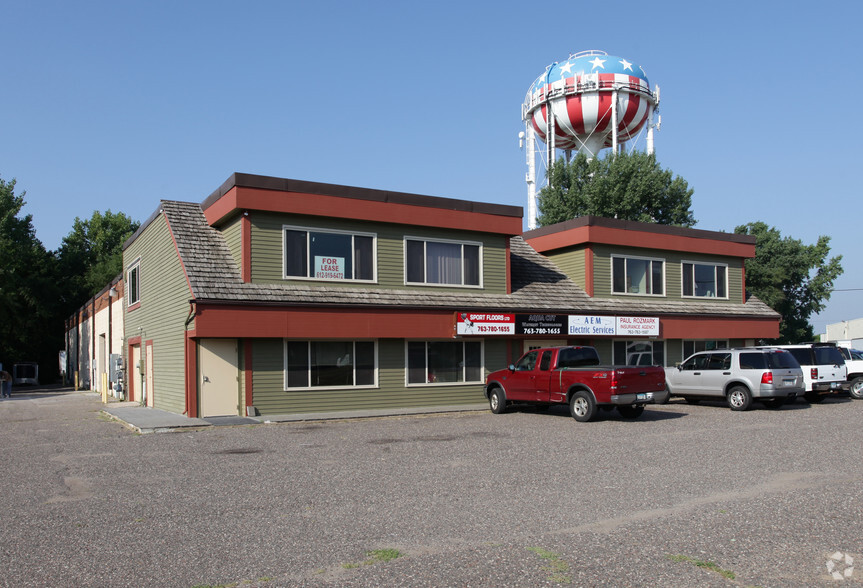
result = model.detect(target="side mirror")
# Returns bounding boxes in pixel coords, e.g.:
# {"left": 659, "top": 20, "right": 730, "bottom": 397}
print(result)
{"left": 508, "top": 364, "right": 516, "bottom": 372}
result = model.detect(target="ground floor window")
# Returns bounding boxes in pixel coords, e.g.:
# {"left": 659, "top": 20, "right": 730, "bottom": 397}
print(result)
{"left": 407, "top": 340, "right": 483, "bottom": 385}
{"left": 613, "top": 340, "right": 665, "bottom": 367}
{"left": 284, "top": 340, "right": 376, "bottom": 389}
{"left": 682, "top": 340, "right": 728, "bottom": 361}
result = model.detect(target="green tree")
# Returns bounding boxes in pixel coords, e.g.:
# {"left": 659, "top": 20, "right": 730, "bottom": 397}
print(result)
{"left": 57, "top": 210, "right": 140, "bottom": 309}
{"left": 735, "top": 221, "right": 843, "bottom": 343}
{"left": 537, "top": 151, "right": 696, "bottom": 227}
{"left": 0, "top": 176, "right": 58, "bottom": 368}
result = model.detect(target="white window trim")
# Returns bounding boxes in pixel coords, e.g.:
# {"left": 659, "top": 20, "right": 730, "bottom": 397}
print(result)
{"left": 681, "top": 260, "right": 729, "bottom": 300}
{"left": 282, "top": 339, "right": 379, "bottom": 391}
{"left": 404, "top": 340, "right": 485, "bottom": 387}
{"left": 282, "top": 224, "right": 378, "bottom": 283}
{"left": 403, "top": 235, "right": 483, "bottom": 288}
{"left": 126, "top": 258, "right": 141, "bottom": 307}
{"left": 610, "top": 254, "right": 666, "bottom": 297}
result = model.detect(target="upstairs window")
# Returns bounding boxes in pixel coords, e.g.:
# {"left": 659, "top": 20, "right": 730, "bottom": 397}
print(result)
{"left": 682, "top": 262, "right": 727, "bottom": 298}
{"left": 405, "top": 238, "right": 481, "bottom": 287}
{"left": 612, "top": 256, "right": 664, "bottom": 295}
{"left": 126, "top": 260, "right": 141, "bottom": 307}
{"left": 284, "top": 227, "right": 375, "bottom": 282}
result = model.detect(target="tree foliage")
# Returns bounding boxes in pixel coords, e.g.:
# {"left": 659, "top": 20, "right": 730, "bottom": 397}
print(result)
{"left": 0, "top": 176, "right": 58, "bottom": 367}
{"left": 56, "top": 210, "right": 140, "bottom": 310}
{"left": 537, "top": 151, "right": 696, "bottom": 227}
{"left": 735, "top": 221, "right": 843, "bottom": 343}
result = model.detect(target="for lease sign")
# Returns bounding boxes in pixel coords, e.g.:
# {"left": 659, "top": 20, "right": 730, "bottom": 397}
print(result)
{"left": 314, "top": 256, "right": 344, "bottom": 280}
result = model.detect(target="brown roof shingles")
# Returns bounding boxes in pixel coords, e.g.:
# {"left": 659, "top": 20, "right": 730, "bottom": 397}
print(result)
{"left": 159, "top": 200, "right": 777, "bottom": 319}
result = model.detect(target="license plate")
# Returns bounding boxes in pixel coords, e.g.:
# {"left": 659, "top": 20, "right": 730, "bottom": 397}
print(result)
{"left": 637, "top": 392, "right": 652, "bottom": 401}
{"left": 783, "top": 379, "right": 795, "bottom": 386}
{"left": 831, "top": 381, "right": 839, "bottom": 389}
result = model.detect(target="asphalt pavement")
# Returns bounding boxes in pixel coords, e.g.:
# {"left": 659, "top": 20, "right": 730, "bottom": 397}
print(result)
{"left": 1, "top": 386, "right": 862, "bottom": 587}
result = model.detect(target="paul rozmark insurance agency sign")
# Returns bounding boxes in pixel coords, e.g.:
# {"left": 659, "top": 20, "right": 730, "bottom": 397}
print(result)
{"left": 456, "top": 313, "right": 659, "bottom": 337}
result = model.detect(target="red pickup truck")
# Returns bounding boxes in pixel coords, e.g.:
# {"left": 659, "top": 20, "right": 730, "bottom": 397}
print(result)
{"left": 484, "top": 346, "right": 666, "bottom": 422}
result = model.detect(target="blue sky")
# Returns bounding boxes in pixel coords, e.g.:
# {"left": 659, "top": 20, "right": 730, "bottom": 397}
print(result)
{"left": 2, "top": 0, "right": 860, "bottom": 335}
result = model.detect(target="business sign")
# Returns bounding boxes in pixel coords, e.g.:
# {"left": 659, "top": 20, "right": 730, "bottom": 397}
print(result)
{"left": 516, "top": 314, "right": 567, "bottom": 336}
{"left": 457, "top": 312, "right": 660, "bottom": 337}
{"left": 616, "top": 316, "right": 660, "bottom": 337}
{"left": 314, "top": 256, "right": 344, "bottom": 280}
{"left": 568, "top": 315, "right": 617, "bottom": 336}
{"left": 457, "top": 313, "right": 515, "bottom": 335}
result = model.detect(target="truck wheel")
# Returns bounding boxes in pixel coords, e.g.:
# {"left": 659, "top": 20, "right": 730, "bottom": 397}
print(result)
{"left": 488, "top": 388, "right": 507, "bottom": 414}
{"left": 617, "top": 405, "right": 645, "bottom": 419}
{"left": 850, "top": 377, "right": 863, "bottom": 400}
{"left": 569, "top": 391, "right": 596, "bottom": 422}
{"left": 727, "top": 386, "right": 752, "bottom": 411}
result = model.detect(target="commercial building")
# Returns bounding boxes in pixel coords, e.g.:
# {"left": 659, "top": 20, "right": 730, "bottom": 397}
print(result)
{"left": 70, "top": 172, "right": 779, "bottom": 417}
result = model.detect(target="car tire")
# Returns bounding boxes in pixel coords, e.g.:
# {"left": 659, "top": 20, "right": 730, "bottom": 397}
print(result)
{"left": 569, "top": 390, "right": 596, "bottom": 422}
{"left": 727, "top": 386, "right": 752, "bottom": 411}
{"left": 850, "top": 377, "right": 863, "bottom": 400}
{"left": 617, "top": 405, "right": 645, "bottom": 419}
{"left": 488, "top": 388, "right": 506, "bottom": 414}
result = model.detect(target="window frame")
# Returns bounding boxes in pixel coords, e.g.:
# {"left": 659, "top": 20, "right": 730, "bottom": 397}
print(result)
{"left": 282, "top": 225, "right": 377, "bottom": 283}
{"left": 404, "top": 236, "right": 483, "bottom": 288}
{"left": 681, "top": 261, "right": 728, "bottom": 299}
{"left": 126, "top": 258, "right": 141, "bottom": 309}
{"left": 282, "top": 340, "right": 378, "bottom": 391}
{"left": 682, "top": 340, "right": 729, "bottom": 361}
{"left": 610, "top": 254, "right": 665, "bottom": 296}
{"left": 405, "top": 340, "right": 485, "bottom": 386}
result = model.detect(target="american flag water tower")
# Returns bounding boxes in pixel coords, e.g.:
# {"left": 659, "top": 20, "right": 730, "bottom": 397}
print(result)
{"left": 521, "top": 50, "right": 660, "bottom": 229}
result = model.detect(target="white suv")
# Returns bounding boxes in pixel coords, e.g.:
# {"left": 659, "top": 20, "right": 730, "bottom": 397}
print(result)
{"left": 837, "top": 347, "right": 863, "bottom": 400}
{"left": 665, "top": 348, "right": 804, "bottom": 410}
{"left": 756, "top": 343, "right": 849, "bottom": 402}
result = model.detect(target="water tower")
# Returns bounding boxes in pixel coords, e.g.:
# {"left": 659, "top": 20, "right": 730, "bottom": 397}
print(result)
{"left": 520, "top": 50, "right": 660, "bottom": 229}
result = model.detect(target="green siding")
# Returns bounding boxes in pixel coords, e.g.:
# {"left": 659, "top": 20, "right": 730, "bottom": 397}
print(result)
{"left": 124, "top": 215, "right": 192, "bottom": 414}
{"left": 219, "top": 214, "right": 243, "bottom": 269}
{"left": 248, "top": 212, "right": 509, "bottom": 294}
{"left": 590, "top": 245, "right": 744, "bottom": 303}
{"left": 250, "top": 338, "right": 505, "bottom": 415}
{"left": 547, "top": 248, "right": 587, "bottom": 290}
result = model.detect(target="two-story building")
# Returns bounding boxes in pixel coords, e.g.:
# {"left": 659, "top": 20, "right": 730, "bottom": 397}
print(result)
{"left": 121, "top": 173, "right": 779, "bottom": 417}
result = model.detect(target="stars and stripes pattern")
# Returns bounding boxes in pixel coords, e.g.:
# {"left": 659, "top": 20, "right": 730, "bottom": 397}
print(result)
{"left": 525, "top": 53, "right": 654, "bottom": 154}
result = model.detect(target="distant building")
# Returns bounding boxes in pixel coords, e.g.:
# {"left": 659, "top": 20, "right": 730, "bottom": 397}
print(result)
{"left": 823, "top": 319, "right": 863, "bottom": 348}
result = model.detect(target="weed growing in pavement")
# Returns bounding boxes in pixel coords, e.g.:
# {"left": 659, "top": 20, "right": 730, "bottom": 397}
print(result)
{"left": 527, "top": 546, "right": 572, "bottom": 584}
{"left": 341, "top": 548, "right": 404, "bottom": 569}
{"left": 667, "top": 554, "right": 736, "bottom": 580}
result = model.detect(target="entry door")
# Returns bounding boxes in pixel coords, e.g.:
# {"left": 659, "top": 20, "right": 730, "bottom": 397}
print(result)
{"left": 130, "top": 344, "right": 142, "bottom": 402}
{"left": 199, "top": 339, "right": 239, "bottom": 417}
{"left": 145, "top": 342, "right": 155, "bottom": 407}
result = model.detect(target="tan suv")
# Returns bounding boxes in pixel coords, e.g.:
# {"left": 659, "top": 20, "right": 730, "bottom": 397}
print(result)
{"left": 665, "top": 348, "right": 804, "bottom": 410}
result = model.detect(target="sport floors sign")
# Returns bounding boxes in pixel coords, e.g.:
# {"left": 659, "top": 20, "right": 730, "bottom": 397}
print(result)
{"left": 456, "top": 313, "right": 659, "bottom": 337}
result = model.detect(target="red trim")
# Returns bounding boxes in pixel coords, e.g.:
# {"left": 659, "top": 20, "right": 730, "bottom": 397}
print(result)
{"left": 204, "top": 186, "right": 523, "bottom": 236}
{"left": 241, "top": 213, "right": 252, "bottom": 283}
{"left": 244, "top": 339, "right": 253, "bottom": 410}
{"left": 526, "top": 225, "right": 756, "bottom": 258}
{"left": 126, "top": 336, "right": 142, "bottom": 402}
{"left": 584, "top": 247, "right": 594, "bottom": 296}
{"left": 194, "top": 305, "right": 457, "bottom": 339}
{"left": 185, "top": 333, "right": 198, "bottom": 418}
{"left": 660, "top": 316, "right": 778, "bottom": 339}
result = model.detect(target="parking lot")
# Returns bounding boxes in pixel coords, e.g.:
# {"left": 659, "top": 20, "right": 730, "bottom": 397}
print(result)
{"left": 1, "top": 388, "right": 861, "bottom": 587}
